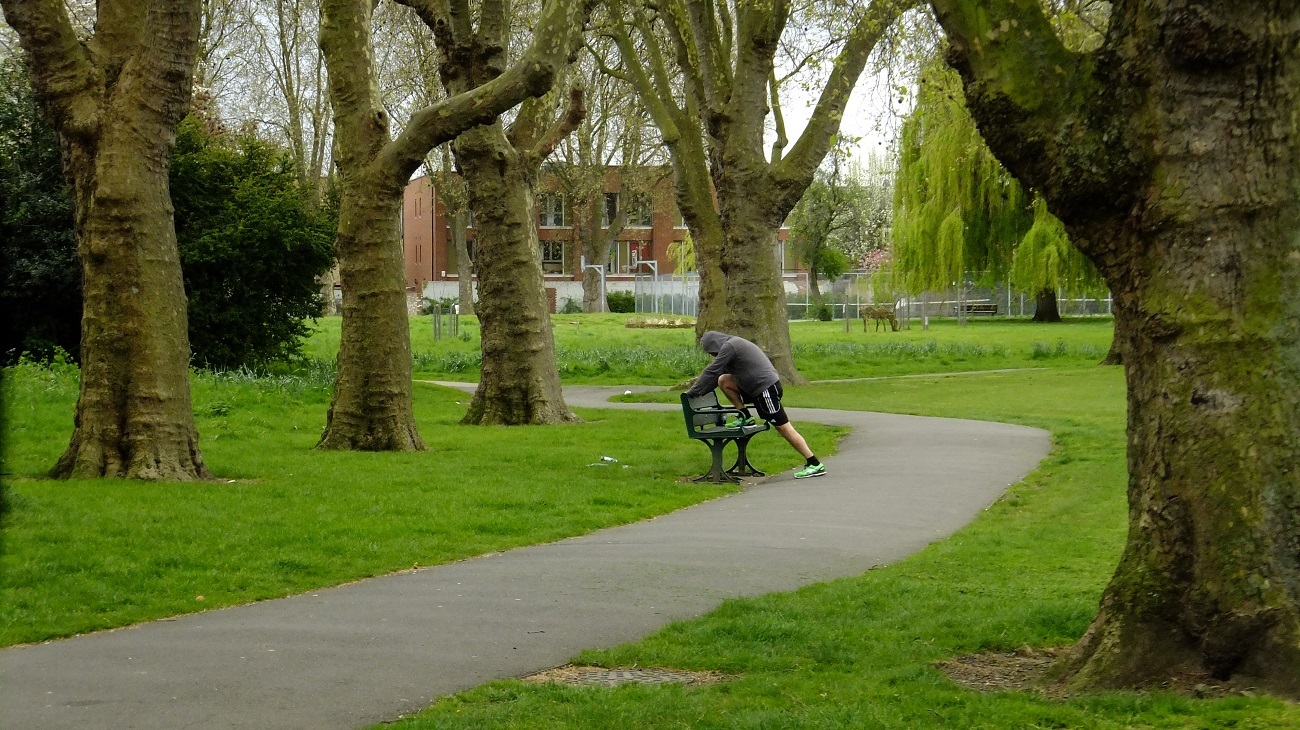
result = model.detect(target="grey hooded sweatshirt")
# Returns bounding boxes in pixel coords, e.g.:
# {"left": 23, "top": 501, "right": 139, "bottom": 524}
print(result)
{"left": 686, "top": 331, "right": 780, "bottom": 398}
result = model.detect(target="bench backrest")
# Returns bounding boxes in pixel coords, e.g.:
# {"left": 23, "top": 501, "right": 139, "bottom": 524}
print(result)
{"left": 681, "top": 391, "right": 726, "bottom": 435}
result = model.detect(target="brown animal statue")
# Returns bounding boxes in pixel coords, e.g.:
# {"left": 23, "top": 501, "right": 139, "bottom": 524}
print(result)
{"left": 862, "top": 306, "right": 899, "bottom": 332}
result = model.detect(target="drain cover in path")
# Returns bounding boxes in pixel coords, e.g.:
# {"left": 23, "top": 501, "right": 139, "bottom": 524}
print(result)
{"left": 521, "top": 665, "right": 732, "bottom": 687}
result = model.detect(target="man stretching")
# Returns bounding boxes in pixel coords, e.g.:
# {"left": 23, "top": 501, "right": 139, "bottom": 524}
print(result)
{"left": 686, "top": 331, "right": 825, "bottom": 479}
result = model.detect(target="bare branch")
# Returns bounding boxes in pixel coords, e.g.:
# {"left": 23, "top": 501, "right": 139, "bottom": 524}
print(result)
{"left": 528, "top": 85, "right": 586, "bottom": 162}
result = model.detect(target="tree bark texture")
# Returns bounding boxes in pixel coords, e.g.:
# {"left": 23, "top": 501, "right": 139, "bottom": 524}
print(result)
{"left": 3, "top": 0, "right": 210, "bottom": 480}
{"left": 932, "top": 0, "right": 1300, "bottom": 696}
{"left": 318, "top": 0, "right": 588, "bottom": 447}
{"left": 317, "top": 183, "right": 424, "bottom": 450}
{"left": 454, "top": 123, "right": 578, "bottom": 425}
{"left": 1032, "top": 287, "right": 1060, "bottom": 323}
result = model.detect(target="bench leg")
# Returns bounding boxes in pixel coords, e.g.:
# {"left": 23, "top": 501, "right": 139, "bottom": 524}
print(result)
{"left": 691, "top": 438, "right": 741, "bottom": 484}
{"left": 726, "top": 435, "right": 766, "bottom": 478}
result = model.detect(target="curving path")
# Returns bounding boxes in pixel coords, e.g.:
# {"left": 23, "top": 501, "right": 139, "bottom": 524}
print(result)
{"left": 1, "top": 385, "right": 1049, "bottom": 730}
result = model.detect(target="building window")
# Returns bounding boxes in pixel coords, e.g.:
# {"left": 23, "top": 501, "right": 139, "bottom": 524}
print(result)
{"left": 628, "top": 194, "right": 653, "bottom": 227}
{"left": 538, "top": 193, "right": 568, "bottom": 227}
{"left": 607, "top": 241, "right": 649, "bottom": 274}
{"left": 602, "top": 192, "right": 618, "bottom": 227}
{"left": 541, "top": 240, "right": 565, "bottom": 274}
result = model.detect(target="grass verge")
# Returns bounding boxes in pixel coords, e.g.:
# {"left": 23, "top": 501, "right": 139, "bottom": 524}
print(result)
{"left": 1, "top": 363, "right": 841, "bottom": 646}
{"left": 380, "top": 367, "right": 1300, "bottom": 729}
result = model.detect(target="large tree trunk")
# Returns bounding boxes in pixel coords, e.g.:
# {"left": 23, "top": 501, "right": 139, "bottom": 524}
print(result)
{"left": 317, "top": 182, "right": 423, "bottom": 450}
{"left": 716, "top": 183, "right": 804, "bottom": 384}
{"left": 1055, "top": 8, "right": 1300, "bottom": 693}
{"left": 455, "top": 123, "right": 578, "bottom": 425}
{"left": 3, "top": 0, "right": 210, "bottom": 480}
{"left": 932, "top": 0, "right": 1300, "bottom": 696}
{"left": 1031, "top": 287, "right": 1060, "bottom": 322}
{"left": 451, "top": 209, "right": 475, "bottom": 315}
{"left": 53, "top": 125, "right": 210, "bottom": 480}
{"left": 580, "top": 240, "right": 609, "bottom": 313}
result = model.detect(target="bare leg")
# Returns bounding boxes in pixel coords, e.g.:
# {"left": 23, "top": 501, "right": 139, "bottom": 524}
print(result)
{"left": 775, "top": 422, "right": 814, "bottom": 459}
{"left": 718, "top": 373, "right": 747, "bottom": 411}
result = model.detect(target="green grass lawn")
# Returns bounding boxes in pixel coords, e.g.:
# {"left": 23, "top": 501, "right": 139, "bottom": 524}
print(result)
{"left": 379, "top": 368, "right": 1300, "bottom": 729}
{"left": 304, "top": 314, "right": 1116, "bottom": 384}
{"left": 0, "top": 362, "right": 841, "bottom": 646}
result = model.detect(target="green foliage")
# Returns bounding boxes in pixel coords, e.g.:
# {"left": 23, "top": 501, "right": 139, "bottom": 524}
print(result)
{"left": 606, "top": 290, "right": 636, "bottom": 313}
{"left": 815, "top": 247, "right": 850, "bottom": 282}
{"left": 0, "top": 59, "right": 80, "bottom": 363}
{"left": 891, "top": 60, "right": 1104, "bottom": 300}
{"left": 787, "top": 148, "right": 891, "bottom": 284}
{"left": 559, "top": 297, "right": 583, "bottom": 314}
{"left": 0, "top": 64, "right": 336, "bottom": 369}
{"left": 665, "top": 231, "right": 696, "bottom": 273}
{"left": 171, "top": 115, "right": 337, "bottom": 369}
{"left": 1011, "top": 197, "right": 1105, "bottom": 297}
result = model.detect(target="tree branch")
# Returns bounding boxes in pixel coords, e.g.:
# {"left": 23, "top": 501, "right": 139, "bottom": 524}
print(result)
{"left": 686, "top": 0, "right": 732, "bottom": 107}
{"left": 773, "top": 0, "right": 916, "bottom": 202}
{"left": 927, "top": 0, "right": 1120, "bottom": 255}
{"left": 378, "top": 0, "right": 591, "bottom": 184}
{"left": 769, "top": 69, "right": 787, "bottom": 163}
{"left": 0, "top": 0, "right": 100, "bottom": 134}
{"left": 528, "top": 86, "right": 586, "bottom": 164}
{"left": 606, "top": 1, "right": 682, "bottom": 144}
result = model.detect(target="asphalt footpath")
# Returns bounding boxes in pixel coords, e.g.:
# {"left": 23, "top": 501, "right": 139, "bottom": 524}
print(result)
{"left": 1, "top": 384, "right": 1049, "bottom": 730}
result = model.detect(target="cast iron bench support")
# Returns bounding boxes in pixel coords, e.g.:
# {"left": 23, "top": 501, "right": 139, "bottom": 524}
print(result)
{"left": 680, "top": 392, "right": 771, "bottom": 484}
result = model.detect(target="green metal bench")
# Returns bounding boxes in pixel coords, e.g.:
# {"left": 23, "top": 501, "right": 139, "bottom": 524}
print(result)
{"left": 680, "top": 392, "right": 771, "bottom": 483}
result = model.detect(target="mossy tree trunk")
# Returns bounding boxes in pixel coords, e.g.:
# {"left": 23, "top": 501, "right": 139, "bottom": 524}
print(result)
{"left": 317, "top": 0, "right": 589, "bottom": 448}
{"left": 607, "top": 0, "right": 914, "bottom": 383}
{"left": 3, "top": 0, "right": 210, "bottom": 480}
{"left": 455, "top": 120, "right": 579, "bottom": 425}
{"left": 431, "top": 3, "right": 591, "bottom": 425}
{"left": 932, "top": 0, "right": 1300, "bottom": 696}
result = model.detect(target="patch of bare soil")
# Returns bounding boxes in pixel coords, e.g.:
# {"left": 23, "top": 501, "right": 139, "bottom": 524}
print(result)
{"left": 937, "top": 647, "right": 1262, "bottom": 700}
{"left": 521, "top": 664, "right": 733, "bottom": 687}
{"left": 937, "top": 646, "right": 1065, "bottom": 696}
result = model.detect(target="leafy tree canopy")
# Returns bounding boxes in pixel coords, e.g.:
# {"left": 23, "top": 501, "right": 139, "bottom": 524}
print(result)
{"left": 0, "top": 62, "right": 337, "bottom": 368}
{"left": 171, "top": 109, "right": 337, "bottom": 369}
{"left": 889, "top": 59, "right": 1104, "bottom": 298}
{"left": 0, "top": 58, "right": 79, "bottom": 362}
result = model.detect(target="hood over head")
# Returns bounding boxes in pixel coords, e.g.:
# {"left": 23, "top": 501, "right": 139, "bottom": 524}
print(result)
{"left": 700, "top": 331, "right": 730, "bottom": 355}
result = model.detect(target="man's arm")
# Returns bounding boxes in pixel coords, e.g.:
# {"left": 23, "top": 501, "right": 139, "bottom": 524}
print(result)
{"left": 686, "top": 345, "right": 735, "bottom": 397}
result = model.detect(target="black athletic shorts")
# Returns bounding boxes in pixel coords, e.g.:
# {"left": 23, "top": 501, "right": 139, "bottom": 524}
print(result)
{"left": 747, "top": 382, "right": 789, "bottom": 426}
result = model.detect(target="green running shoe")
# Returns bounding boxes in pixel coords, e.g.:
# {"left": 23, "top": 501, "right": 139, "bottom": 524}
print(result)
{"left": 725, "top": 415, "right": 756, "bottom": 428}
{"left": 794, "top": 463, "right": 826, "bottom": 479}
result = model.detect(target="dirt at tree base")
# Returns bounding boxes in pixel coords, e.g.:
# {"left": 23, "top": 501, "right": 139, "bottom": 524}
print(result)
{"left": 936, "top": 646, "right": 1259, "bottom": 701}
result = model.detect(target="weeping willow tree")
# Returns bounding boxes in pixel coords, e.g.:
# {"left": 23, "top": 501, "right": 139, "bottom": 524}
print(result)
{"left": 890, "top": 59, "right": 1104, "bottom": 322}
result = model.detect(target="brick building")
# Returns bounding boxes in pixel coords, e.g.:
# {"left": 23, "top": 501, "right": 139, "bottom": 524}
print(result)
{"left": 401, "top": 169, "right": 793, "bottom": 311}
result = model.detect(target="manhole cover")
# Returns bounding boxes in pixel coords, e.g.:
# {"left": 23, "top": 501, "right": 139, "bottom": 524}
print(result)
{"left": 521, "top": 664, "right": 731, "bottom": 687}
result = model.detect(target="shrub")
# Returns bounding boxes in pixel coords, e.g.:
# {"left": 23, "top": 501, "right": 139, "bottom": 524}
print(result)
{"left": 606, "top": 290, "right": 635, "bottom": 313}
{"left": 559, "top": 297, "right": 583, "bottom": 314}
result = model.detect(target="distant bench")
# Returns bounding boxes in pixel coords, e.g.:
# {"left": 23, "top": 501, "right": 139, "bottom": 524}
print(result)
{"left": 680, "top": 392, "right": 771, "bottom": 483}
{"left": 957, "top": 303, "right": 998, "bottom": 316}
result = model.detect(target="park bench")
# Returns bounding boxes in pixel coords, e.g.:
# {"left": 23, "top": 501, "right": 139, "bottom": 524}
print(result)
{"left": 680, "top": 392, "right": 771, "bottom": 483}
{"left": 957, "top": 302, "right": 998, "bottom": 316}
